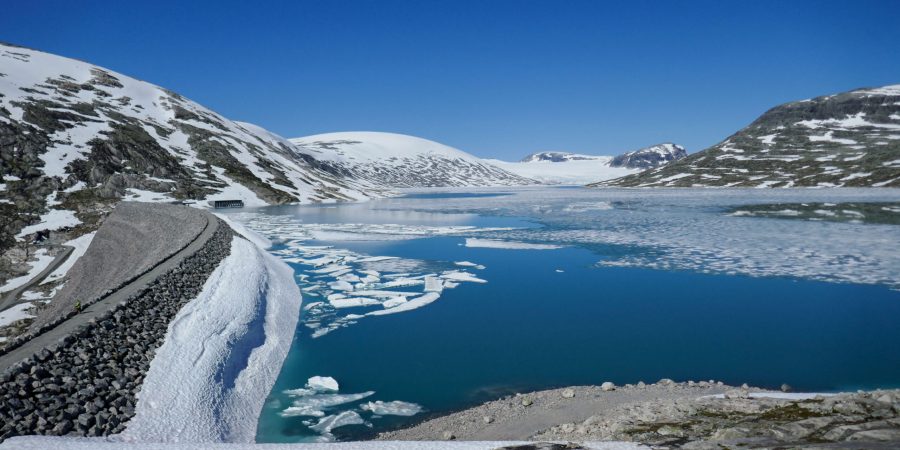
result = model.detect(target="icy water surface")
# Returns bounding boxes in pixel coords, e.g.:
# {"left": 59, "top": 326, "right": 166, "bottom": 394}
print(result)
{"left": 232, "top": 187, "right": 900, "bottom": 443}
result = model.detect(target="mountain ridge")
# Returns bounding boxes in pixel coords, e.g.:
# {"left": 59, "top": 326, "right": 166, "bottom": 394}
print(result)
{"left": 593, "top": 84, "right": 900, "bottom": 188}
{"left": 289, "top": 131, "right": 535, "bottom": 188}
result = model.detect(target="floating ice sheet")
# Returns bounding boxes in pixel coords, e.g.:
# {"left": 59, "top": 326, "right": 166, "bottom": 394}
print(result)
{"left": 360, "top": 400, "right": 424, "bottom": 416}
{"left": 231, "top": 212, "right": 491, "bottom": 338}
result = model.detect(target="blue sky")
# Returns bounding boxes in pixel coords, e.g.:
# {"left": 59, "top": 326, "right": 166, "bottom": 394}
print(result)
{"left": 3, "top": 0, "right": 899, "bottom": 159}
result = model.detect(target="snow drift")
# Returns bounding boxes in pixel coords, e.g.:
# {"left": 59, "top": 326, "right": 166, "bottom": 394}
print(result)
{"left": 118, "top": 226, "right": 301, "bottom": 443}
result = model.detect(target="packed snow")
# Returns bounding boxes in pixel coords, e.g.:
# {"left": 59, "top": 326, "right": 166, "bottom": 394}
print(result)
{"left": 118, "top": 227, "right": 300, "bottom": 443}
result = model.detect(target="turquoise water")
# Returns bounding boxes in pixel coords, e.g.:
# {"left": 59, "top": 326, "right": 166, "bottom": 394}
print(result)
{"left": 246, "top": 188, "right": 900, "bottom": 442}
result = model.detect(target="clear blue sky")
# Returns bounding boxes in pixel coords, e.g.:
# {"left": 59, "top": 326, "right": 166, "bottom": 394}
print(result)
{"left": 3, "top": 0, "right": 899, "bottom": 159}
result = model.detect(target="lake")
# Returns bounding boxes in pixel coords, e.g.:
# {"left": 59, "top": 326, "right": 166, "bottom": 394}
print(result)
{"left": 221, "top": 187, "right": 900, "bottom": 443}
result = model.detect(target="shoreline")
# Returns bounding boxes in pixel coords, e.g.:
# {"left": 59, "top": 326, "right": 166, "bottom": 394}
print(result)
{"left": 377, "top": 380, "right": 900, "bottom": 448}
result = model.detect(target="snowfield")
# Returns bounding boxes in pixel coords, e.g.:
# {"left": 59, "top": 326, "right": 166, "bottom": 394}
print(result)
{"left": 488, "top": 156, "right": 639, "bottom": 185}
{"left": 117, "top": 226, "right": 301, "bottom": 443}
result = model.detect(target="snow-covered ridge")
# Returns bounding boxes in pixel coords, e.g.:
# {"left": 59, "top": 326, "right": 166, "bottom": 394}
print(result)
{"left": 289, "top": 131, "right": 535, "bottom": 188}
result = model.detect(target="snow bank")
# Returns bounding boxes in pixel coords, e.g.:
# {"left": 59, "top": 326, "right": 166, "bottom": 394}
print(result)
{"left": 15, "top": 209, "right": 81, "bottom": 238}
{"left": 41, "top": 232, "right": 96, "bottom": 285}
{"left": 214, "top": 213, "right": 272, "bottom": 249}
{"left": 118, "top": 232, "right": 300, "bottom": 442}
{"left": 0, "top": 248, "right": 55, "bottom": 293}
{"left": 0, "top": 302, "right": 36, "bottom": 328}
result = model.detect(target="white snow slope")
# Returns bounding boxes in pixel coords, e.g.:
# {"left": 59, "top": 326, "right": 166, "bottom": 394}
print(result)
{"left": 117, "top": 228, "right": 301, "bottom": 443}
{"left": 290, "top": 132, "right": 536, "bottom": 188}
{"left": 488, "top": 155, "right": 639, "bottom": 185}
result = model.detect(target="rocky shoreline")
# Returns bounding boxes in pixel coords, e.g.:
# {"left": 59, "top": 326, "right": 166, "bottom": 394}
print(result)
{"left": 0, "top": 219, "right": 233, "bottom": 441}
{"left": 379, "top": 380, "right": 900, "bottom": 449}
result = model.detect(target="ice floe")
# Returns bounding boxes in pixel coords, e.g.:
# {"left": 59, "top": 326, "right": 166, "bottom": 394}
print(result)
{"left": 228, "top": 212, "right": 492, "bottom": 338}
{"left": 465, "top": 238, "right": 563, "bottom": 250}
{"left": 360, "top": 400, "right": 424, "bottom": 416}
{"left": 386, "top": 187, "right": 900, "bottom": 290}
{"left": 309, "top": 411, "right": 368, "bottom": 436}
{"left": 276, "top": 375, "right": 426, "bottom": 441}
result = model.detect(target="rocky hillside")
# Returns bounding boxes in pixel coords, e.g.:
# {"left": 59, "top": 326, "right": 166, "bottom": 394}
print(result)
{"left": 289, "top": 131, "right": 534, "bottom": 188}
{"left": 594, "top": 84, "right": 900, "bottom": 187}
{"left": 609, "top": 142, "right": 687, "bottom": 169}
{"left": 0, "top": 42, "right": 380, "bottom": 256}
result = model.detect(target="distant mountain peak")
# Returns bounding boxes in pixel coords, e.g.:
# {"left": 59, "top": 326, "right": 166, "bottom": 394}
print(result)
{"left": 519, "top": 152, "right": 601, "bottom": 163}
{"left": 609, "top": 143, "right": 688, "bottom": 169}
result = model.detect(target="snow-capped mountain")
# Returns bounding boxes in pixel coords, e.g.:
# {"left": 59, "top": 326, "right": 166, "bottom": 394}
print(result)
{"left": 0, "top": 42, "right": 380, "bottom": 251}
{"left": 490, "top": 143, "right": 686, "bottom": 185}
{"left": 519, "top": 151, "right": 599, "bottom": 163}
{"left": 594, "top": 85, "right": 900, "bottom": 188}
{"left": 609, "top": 143, "right": 687, "bottom": 169}
{"left": 289, "top": 131, "right": 534, "bottom": 188}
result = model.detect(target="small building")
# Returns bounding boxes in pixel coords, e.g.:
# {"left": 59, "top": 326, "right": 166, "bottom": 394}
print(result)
{"left": 208, "top": 199, "right": 244, "bottom": 209}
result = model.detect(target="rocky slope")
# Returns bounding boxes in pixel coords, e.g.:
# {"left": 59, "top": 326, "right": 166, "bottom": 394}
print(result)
{"left": 490, "top": 143, "right": 685, "bottom": 185}
{"left": 289, "top": 131, "right": 535, "bottom": 188}
{"left": 0, "top": 42, "right": 378, "bottom": 259}
{"left": 608, "top": 143, "right": 687, "bottom": 169}
{"left": 594, "top": 84, "right": 900, "bottom": 188}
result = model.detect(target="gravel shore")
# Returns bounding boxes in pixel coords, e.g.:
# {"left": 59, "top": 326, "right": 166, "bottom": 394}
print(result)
{"left": 378, "top": 380, "right": 729, "bottom": 442}
{"left": 379, "top": 380, "right": 900, "bottom": 448}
